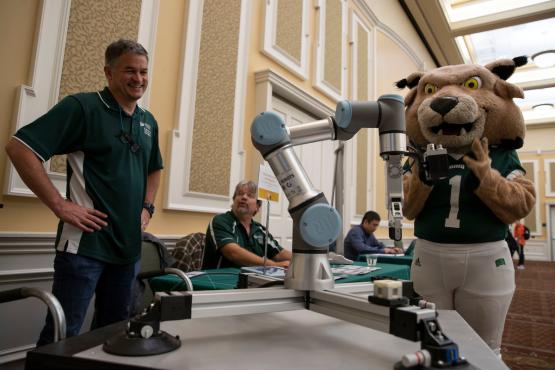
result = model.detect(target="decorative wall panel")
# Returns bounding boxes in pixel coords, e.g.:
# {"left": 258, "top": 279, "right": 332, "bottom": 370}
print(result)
{"left": 356, "top": 24, "right": 368, "bottom": 101}
{"left": 59, "top": 0, "right": 141, "bottom": 99}
{"left": 262, "top": 0, "right": 309, "bottom": 79}
{"left": 314, "top": 0, "right": 346, "bottom": 101}
{"left": 324, "top": 0, "right": 342, "bottom": 91}
{"left": 275, "top": 0, "right": 302, "bottom": 62}
{"left": 51, "top": 0, "right": 141, "bottom": 174}
{"left": 188, "top": 0, "right": 241, "bottom": 195}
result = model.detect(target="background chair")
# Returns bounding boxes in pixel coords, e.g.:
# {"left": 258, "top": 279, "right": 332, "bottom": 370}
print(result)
{"left": 130, "top": 239, "right": 193, "bottom": 316}
{"left": 171, "top": 232, "right": 206, "bottom": 272}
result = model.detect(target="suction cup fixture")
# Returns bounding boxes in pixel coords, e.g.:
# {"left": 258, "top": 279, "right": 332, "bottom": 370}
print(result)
{"left": 103, "top": 329, "right": 180, "bottom": 356}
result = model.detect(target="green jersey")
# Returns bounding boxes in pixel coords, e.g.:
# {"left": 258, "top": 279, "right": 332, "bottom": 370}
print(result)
{"left": 202, "top": 211, "right": 283, "bottom": 268}
{"left": 14, "top": 88, "right": 163, "bottom": 264}
{"left": 409, "top": 148, "right": 524, "bottom": 244}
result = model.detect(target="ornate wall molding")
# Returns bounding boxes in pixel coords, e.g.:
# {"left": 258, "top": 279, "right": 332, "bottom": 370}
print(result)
{"left": 4, "top": 0, "right": 159, "bottom": 197}
{"left": 313, "top": 0, "right": 347, "bottom": 101}
{"left": 354, "top": 0, "right": 425, "bottom": 71}
{"left": 261, "top": 0, "right": 310, "bottom": 80}
{"left": 165, "top": 0, "right": 250, "bottom": 214}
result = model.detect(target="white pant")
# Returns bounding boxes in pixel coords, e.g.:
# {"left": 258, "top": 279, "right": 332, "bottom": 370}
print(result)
{"left": 411, "top": 239, "right": 515, "bottom": 351}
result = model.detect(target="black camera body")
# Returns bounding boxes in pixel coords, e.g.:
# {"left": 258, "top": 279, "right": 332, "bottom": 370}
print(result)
{"left": 422, "top": 144, "right": 449, "bottom": 182}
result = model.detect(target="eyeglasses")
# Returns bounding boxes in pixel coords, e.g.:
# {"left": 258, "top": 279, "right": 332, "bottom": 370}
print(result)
{"left": 119, "top": 132, "right": 141, "bottom": 153}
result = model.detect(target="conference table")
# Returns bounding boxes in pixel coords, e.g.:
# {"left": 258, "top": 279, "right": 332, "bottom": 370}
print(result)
{"left": 149, "top": 261, "right": 411, "bottom": 291}
{"left": 25, "top": 261, "right": 509, "bottom": 369}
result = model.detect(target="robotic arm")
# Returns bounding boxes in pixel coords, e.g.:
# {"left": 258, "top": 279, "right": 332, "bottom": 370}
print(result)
{"left": 280, "top": 94, "right": 406, "bottom": 241}
{"left": 251, "top": 94, "right": 407, "bottom": 290}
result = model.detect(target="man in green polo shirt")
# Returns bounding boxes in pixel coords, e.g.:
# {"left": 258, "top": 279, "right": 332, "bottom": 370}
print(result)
{"left": 5, "top": 39, "right": 163, "bottom": 345}
{"left": 202, "top": 180, "right": 292, "bottom": 269}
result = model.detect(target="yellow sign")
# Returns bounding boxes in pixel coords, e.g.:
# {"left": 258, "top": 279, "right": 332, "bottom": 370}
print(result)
{"left": 258, "top": 188, "right": 279, "bottom": 202}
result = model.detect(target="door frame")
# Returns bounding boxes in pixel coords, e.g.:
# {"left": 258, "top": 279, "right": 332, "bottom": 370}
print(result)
{"left": 545, "top": 202, "right": 555, "bottom": 261}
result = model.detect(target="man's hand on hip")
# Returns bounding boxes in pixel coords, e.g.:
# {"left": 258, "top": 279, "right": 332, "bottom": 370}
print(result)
{"left": 141, "top": 208, "right": 151, "bottom": 231}
{"left": 54, "top": 200, "right": 108, "bottom": 232}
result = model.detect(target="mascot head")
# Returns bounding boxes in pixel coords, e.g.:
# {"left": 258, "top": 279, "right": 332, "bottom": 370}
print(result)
{"left": 396, "top": 56, "right": 527, "bottom": 154}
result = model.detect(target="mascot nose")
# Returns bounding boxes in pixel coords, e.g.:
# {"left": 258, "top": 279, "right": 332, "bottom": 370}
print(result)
{"left": 430, "top": 96, "right": 459, "bottom": 116}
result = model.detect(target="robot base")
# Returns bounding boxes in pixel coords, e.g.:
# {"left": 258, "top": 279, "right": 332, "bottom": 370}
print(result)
{"left": 103, "top": 331, "right": 181, "bottom": 356}
{"left": 285, "top": 251, "right": 334, "bottom": 290}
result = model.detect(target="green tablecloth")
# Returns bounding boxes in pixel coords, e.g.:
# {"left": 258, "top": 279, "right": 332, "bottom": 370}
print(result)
{"left": 149, "top": 262, "right": 410, "bottom": 291}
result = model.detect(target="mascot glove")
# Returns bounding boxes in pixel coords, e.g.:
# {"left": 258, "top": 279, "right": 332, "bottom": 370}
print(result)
{"left": 463, "top": 138, "right": 494, "bottom": 186}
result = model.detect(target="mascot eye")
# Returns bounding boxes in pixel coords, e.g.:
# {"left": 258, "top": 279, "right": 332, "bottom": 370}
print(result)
{"left": 463, "top": 76, "right": 482, "bottom": 90}
{"left": 424, "top": 83, "right": 437, "bottom": 94}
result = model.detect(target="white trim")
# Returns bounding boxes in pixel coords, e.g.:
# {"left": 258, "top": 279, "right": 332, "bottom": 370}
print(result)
{"left": 344, "top": 11, "right": 375, "bottom": 232}
{"left": 3, "top": 0, "right": 70, "bottom": 197}
{"left": 137, "top": 0, "right": 160, "bottom": 108}
{"left": 164, "top": 0, "right": 249, "bottom": 213}
{"left": 261, "top": 0, "right": 310, "bottom": 80}
{"left": 3, "top": 0, "right": 160, "bottom": 197}
{"left": 254, "top": 70, "right": 334, "bottom": 117}
{"left": 521, "top": 159, "right": 541, "bottom": 236}
{"left": 349, "top": 12, "right": 373, "bottom": 103}
{"left": 544, "top": 158, "right": 555, "bottom": 197}
{"left": 546, "top": 202, "right": 555, "bottom": 262}
{"left": 313, "top": 0, "right": 347, "bottom": 101}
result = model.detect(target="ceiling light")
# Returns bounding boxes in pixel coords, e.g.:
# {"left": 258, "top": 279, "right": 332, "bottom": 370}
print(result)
{"left": 531, "top": 50, "right": 555, "bottom": 68}
{"left": 532, "top": 103, "right": 554, "bottom": 111}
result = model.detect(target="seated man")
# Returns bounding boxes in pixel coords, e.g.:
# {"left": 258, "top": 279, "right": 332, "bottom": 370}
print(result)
{"left": 343, "top": 211, "right": 402, "bottom": 261}
{"left": 202, "top": 180, "right": 292, "bottom": 269}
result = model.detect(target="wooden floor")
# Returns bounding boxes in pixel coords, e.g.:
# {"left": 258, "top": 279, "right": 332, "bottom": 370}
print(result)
{"left": 501, "top": 261, "right": 555, "bottom": 370}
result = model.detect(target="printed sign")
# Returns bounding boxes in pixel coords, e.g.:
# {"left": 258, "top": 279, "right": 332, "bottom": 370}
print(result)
{"left": 257, "top": 164, "right": 280, "bottom": 202}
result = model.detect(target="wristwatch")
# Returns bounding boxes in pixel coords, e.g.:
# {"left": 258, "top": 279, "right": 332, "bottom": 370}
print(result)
{"left": 143, "top": 202, "right": 155, "bottom": 217}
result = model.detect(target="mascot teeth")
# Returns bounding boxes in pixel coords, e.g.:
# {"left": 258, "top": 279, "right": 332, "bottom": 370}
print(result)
{"left": 431, "top": 122, "right": 473, "bottom": 136}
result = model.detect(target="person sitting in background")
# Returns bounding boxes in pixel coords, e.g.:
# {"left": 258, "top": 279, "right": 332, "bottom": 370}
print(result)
{"left": 343, "top": 211, "right": 402, "bottom": 261}
{"left": 201, "top": 180, "right": 292, "bottom": 269}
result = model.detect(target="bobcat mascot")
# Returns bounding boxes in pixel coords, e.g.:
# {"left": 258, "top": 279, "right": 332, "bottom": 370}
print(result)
{"left": 397, "top": 57, "right": 536, "bottom": 354}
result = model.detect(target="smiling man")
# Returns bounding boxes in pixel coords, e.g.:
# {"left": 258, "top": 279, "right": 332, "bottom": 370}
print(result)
{"left": 5, "top": 39, "right": 163, "bottom": 345}
{"left": 202, "top": 180, "right": 292, "bottom": 269}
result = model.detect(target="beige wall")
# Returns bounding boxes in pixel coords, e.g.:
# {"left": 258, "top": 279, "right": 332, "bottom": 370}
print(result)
{"left": 0, "top": 0, "right": 432, "bottom": 242}
{"left": 521, "top": 125, "right": 555, "bottom": 152}
{"left": 0, "top": 0, "right": 56, "bottom": 232}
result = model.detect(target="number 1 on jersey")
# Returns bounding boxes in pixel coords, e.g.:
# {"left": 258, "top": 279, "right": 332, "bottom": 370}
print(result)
{"left": 445, "top": 175, "right": 461, "bottom": 228}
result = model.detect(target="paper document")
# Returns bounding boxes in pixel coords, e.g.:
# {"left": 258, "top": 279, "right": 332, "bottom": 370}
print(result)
{"left": 331, "top": 265, "right": 380, "bottom": 275}
{"left": 241, "top": 266, "right": 286, "bottom": 278}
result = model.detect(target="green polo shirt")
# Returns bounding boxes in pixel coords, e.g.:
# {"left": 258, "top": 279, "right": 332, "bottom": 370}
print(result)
{"left": 202, "top": 211, "right": 283, "bottom": 269}
{"left": 14, "top": 87, "right": 163, "bottom": 264}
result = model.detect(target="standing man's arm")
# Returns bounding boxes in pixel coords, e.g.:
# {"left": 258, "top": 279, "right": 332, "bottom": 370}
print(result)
{"left": 141, "top": 169, "right": 161, "bottom": 230}
{"left": 5, "top": 139, "right": 107, "bottom": 232}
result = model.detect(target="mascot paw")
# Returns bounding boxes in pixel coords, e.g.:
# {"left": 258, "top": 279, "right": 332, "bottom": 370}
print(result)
{"left": 463, "top": 137, "right": 492, "bottom": 183}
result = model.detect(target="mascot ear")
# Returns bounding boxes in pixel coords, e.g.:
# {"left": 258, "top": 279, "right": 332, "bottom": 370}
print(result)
{"left": 396, "top": 71, "right": 423, "bottom": 106}
{"left": 486, "top": 56, "right": 527, "bottom": 99}
{"left": 395, "top": 72, "right": 423, "bottom": 89}
{"left": 485, "top": 56, "right": 528, "bottom": 81}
